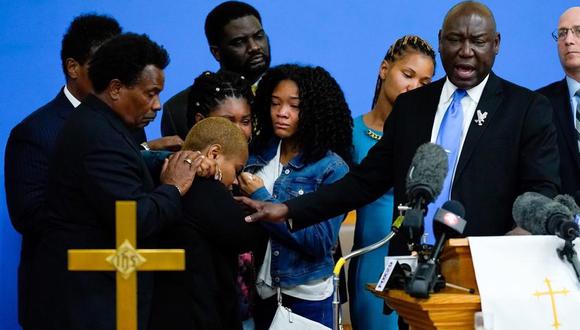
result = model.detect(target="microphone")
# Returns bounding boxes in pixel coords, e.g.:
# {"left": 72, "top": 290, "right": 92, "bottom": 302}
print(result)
{"left": 512, "top": 192, "right": 579, "bottom": 241}
{"left": 406, "top": 201, "right": 466, "bottom": 298}
{"left": 431, "top": 200, "right": 467, "bottom": 260}
{"left": 403, "top": 143, "right": 448, "bottom": 244}
{"left": 554, "top": 194, "right": 580, "bottom": 215}
{"left": 405, "top": 143, "right": 448, "bottom": 209}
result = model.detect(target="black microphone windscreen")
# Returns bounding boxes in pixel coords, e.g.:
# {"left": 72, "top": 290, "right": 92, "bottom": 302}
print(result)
{"left": 435, "top": 200, "right": 467, "bottom": 236}
{"left": 406, "top": 143, "right": 448, "bottom": 204}
{"left": 556, "top": 194, "right": 580, "bottom": 215}
{"left": 512, "top": 192, "right": 572, "bottom": 235}
{"left": 441, "top": 200, "right": 466, "bottom": 218}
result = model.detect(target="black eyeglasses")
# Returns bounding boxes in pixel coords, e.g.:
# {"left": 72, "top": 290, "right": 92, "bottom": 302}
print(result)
{"left": 552, "top": 26, "right": 580, "bottom": 41}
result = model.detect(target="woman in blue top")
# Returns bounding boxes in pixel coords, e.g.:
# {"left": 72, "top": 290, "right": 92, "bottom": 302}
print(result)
{"left": 349, "top": 35, "right": 436, "bottom": 330}
{"left": 239, "top": 64, "right": 353, "bottom": 329}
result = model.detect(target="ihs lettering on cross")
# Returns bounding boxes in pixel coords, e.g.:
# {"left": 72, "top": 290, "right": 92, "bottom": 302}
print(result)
{"left": 533, "top": 277, "right": 570, "bottom": 329}
{"left": 68, "top": 201, "right": 185, "bottom": 330}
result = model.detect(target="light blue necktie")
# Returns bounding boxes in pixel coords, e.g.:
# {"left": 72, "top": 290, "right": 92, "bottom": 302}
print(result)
{"left": 424, "top": 89, "right": 467, "bottom": 244}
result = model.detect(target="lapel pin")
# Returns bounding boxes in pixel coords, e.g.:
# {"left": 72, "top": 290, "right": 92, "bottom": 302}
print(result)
{"left": 474, "top": 109, "right": 488, "bottom": 126}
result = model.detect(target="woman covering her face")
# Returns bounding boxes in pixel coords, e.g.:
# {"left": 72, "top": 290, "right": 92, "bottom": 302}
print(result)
{"left": 239, "top": 64, "right": 353, "bottom": 329}
{"left": 349, "top": 35, "right": 436, "bottom": 330}
{"left": 187, "top": 70, "right": 259, "bottom": 327}
{"left": 149, "top": 117, "right": 266, "bottom": 330}
{"left": 144, "top": 70, "right": 258, "bottom": 327}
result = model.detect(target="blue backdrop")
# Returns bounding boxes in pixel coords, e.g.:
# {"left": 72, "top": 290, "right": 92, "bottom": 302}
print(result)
{"left": 0, "top": 0, "right": 574, "bottom": 328}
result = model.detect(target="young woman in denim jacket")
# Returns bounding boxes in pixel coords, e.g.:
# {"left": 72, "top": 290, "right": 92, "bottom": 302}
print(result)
{"left": 239, "top": 64, "right": 353, "bottom": 329}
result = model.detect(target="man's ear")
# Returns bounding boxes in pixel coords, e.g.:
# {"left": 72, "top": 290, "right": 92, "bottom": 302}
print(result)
{"left": 194, "top": 113, "right": 206, "bottom": 124}
{"left": 206, "top": 144, "right": 223, "bottom": 160}
{"left": 209, "top": 45, "right": 221, "bottom": 62}
{"left": 108, "top": 79, "right": 123, "bottom": 101}
{"left": 65, "top": 58, "right": 80, "bottom": 80}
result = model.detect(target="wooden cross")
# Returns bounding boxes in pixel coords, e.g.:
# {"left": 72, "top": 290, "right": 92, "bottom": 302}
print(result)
{"left": 533, "top": 277, "right": 570, "bottom": 329}
{"left": 68, "top": 201, "right": 185, "bottom": 330}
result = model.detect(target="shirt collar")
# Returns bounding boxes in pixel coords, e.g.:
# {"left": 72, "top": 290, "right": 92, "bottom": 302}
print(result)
{"left": 63, "top": 84, "right": 81, "bottom": 108}
{"left": 441, "top": 74, "right": 490, "bottom": 104}
{"left": 565, "top": 75, "right": 580, "bottom": 100}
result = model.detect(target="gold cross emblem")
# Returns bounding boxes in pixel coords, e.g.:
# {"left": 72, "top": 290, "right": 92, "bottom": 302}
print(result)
{"left": 68, "top": 201, "right": 185, "bottom": 330}
{"left": 533, "top": 277, "right": 570, "bottom": 329}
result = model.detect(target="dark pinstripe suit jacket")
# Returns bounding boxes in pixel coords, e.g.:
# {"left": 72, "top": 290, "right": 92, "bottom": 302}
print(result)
{"left": 537, "top": 79, "right": 580, "bottom": 202}
{"left": 4, "top": 89, "right": 148, "bottom": 328}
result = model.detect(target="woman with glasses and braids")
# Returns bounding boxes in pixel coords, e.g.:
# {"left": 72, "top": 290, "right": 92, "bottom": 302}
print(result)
{"left": 238, "top": 64, "right": 352, "bottom": 328}
{"left": 348, "top": 35, "right": 436, "bottom": 330}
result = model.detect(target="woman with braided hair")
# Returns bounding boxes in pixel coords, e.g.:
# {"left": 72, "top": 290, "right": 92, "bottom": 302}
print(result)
{"left": 238, "top": 64, "right": 352, "bottom": 328}
{"left": 349, "top": 35, "right": 436, "bottom": 330}
{"left": 187, "top": 70, "right": 254, "bottom": 140}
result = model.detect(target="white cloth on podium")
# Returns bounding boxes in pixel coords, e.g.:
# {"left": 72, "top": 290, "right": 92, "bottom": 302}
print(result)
{"left": 469, "top": 236, "right": 580, "bottom": 330}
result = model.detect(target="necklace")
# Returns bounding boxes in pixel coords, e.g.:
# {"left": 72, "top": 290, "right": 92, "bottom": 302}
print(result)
{"left": 366, "top": 129, "right": 382, "bottom": 141}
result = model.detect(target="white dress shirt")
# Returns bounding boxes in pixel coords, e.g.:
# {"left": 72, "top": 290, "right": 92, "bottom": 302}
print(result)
{"left": 63, "top": 85, "right": 81, "bottom": 108}
{"left": 430, "top": 75, "right": 490, "bottom": 184}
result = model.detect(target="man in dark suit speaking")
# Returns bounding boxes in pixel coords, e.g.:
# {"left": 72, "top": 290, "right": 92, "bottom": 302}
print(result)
{"left": 537, "top": 7, "right": 580, "bottom": 204}
{"left": 240, "top": 1, "right": 560, "bottom": 255}
{"left": 27, "top": 33, "right": 203, "bottom": 330}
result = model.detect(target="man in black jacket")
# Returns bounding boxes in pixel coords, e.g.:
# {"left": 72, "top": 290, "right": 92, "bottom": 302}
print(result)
{"left": 161, "top": 1, "right": 271, "bottom": 139}
{"left": 240, "top": 1, "right": 560, "bottom": 254}
{"left": 537, "top": 7, "right": 580, "bottom": 204}
{"left": 27, "top": 33, "right": 202, "bottom": 330}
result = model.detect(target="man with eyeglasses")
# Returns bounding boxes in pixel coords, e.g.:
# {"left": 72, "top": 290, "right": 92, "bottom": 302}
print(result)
{"left": 538, "top": 7, "right": 580, "bottom": 204}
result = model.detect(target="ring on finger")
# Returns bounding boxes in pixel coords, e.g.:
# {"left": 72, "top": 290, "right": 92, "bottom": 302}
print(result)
{"left": 184, "top": 158, "right": 193, "bottom": 165}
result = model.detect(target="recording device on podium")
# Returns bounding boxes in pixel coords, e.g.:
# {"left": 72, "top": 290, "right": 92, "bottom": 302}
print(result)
{"left": 406, "top": 200, "right": 467, "bottom": 298}
{"left": 372, "top": 142, "right": 450, "bottom": 293}
{"left": 337, "top": 143, "right": 448, "bottom": 293}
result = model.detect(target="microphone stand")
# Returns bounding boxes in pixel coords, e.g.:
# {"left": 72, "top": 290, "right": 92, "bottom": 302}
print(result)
{"left": 557, "top": 239, "right": 580, "bottom": 284}
{"left": 331, "top": 213, "right": 405, "bottom": 330}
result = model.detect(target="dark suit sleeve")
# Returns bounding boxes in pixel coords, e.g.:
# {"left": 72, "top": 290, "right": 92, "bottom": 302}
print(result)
{"left": 285, "top": 108, "right": 399, "bottom": 231}
{"left": 160, "top": 102, "right": 177, "bottom": 137}
{"left": 161, "top": 88, "right": 190, "bottom": 140}
{"left": 518, "top": 93, "right": 560, "bottom": 197}
{"left": 81, "top": 136, "right": 182, "bottom": 240}
{"left": 4, "top": 125, "right": 49, "bottom": 234}
{"left": 183, "top": 178, "right": 264, "bottom": 253}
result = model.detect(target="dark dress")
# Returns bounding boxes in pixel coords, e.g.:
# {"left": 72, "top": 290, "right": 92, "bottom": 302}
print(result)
{"left": 149, "top": 178, "right": 266, "bottom": 330}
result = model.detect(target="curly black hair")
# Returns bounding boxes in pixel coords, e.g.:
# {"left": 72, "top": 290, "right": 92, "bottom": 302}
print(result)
{"left": 60, "top": 13, "right": 121, "bottom": 79}
{"left": 204, "top": 1, "right": 262, "bottom": 46}
{"left": 186, "top": 70, "right": 253, "bottom": 130}
{"left": 89, "top": 33, "right": 169, "bottom": 94}
{"left": 252, "top": 64, "right": 353, "bottom": 165}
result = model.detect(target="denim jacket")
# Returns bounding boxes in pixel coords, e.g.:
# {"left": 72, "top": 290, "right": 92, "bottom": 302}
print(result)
{"left": 245, "top": 139, "right": 349, "bottom": 286}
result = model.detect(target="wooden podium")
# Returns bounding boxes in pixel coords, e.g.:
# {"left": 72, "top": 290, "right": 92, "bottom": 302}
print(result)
{"left": 368, "top": 238, "right": 481, "bottom": 330}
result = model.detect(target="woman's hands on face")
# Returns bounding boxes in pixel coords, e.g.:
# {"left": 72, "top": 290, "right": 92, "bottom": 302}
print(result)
{"left": 238, "top": 172, "right": 264, "bottom": 195}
